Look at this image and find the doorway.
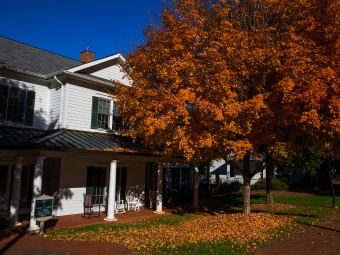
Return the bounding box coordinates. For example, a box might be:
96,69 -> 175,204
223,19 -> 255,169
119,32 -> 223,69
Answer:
86,166 -> 106,204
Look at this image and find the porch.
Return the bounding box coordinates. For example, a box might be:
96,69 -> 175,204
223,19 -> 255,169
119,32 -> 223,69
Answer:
0,126 -> 200,232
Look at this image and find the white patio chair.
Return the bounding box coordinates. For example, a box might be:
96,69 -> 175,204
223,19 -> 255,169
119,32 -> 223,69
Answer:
92,187 -> 103,217
115,200 -> 126,214
125,191 -> 139,211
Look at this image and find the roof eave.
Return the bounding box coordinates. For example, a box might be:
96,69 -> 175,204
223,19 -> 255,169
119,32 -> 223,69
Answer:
0,66 -> 46,79
62,71 -> 114,87
67,53 -> 125,73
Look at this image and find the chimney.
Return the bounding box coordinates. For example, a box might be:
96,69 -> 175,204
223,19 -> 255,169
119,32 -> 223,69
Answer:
80,47 -> 94,63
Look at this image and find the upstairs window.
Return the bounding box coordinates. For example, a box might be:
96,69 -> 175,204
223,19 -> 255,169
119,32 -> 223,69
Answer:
91,97 -> 110,130
91,96 -> 124,131
98,98 -> 110,129
112,103 -> 123,131
0,85 -> 35,126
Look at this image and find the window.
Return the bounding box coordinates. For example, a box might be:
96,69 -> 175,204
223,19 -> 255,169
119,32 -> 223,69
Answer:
98,98 -> 110,129
0,85 -> 35,126
112,103 -> 123,131
91,97 -> 110,130
91,96 -> 123,131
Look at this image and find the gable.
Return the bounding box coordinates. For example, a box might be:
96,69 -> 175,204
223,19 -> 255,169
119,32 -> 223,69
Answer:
67,53 -> 132,86
90,64 -> 129,85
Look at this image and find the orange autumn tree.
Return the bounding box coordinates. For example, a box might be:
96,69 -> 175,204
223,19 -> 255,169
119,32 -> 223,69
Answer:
113,0 -> 340,213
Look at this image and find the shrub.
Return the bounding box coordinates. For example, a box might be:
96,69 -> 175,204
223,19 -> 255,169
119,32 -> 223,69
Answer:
251,178 -> 289,191
252,179 -> 266,190
272,178 -> 290,190
166,189 -> 181,204
213,179 -> 243,194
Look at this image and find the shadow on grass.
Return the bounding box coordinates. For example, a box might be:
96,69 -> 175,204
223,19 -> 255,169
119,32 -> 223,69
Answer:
311,223 -> 340,233
295,219 -> 340,231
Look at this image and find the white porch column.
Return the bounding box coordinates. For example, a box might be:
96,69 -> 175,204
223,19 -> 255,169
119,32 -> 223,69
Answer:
154,162 -> 164,214
8,156 -> 24,226
193,166 -> 199,207
5,165 -> 12,210
105,160 -> 117,221
27,156 -> 45,234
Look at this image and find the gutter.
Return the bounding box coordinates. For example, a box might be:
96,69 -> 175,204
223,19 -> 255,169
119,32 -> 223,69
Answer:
54,76 -> 64,129
0,66 -> 114,87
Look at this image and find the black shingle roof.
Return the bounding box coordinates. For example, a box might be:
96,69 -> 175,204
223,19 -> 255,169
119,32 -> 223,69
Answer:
0,36 -> 82,76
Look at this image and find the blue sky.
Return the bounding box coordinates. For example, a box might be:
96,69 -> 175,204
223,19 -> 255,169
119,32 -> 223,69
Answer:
0,0 -> 165,61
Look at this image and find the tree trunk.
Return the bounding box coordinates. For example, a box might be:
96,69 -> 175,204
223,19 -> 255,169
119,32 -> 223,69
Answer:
242,152 -> 251,214
265,160 -> 273,204
243,177 -> 251,213
206,164 -> 210,192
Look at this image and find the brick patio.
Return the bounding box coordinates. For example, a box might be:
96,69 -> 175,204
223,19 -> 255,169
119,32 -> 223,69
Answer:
0,207 -> 172,255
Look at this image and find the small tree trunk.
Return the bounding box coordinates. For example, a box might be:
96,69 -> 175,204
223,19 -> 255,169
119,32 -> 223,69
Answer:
193,165 -> 199,207
243,177 -> 251,213
206,164 -> 210,192
242,152 -> 251,214
265,160 -> 273,204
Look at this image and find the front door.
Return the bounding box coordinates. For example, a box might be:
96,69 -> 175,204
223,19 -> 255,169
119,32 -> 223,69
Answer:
86,166 -> 106,204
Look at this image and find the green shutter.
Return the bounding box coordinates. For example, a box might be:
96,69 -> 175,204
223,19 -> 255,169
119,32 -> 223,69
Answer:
86,166 -> 95,195
112,116 -> 117,130
230,164 -> 235,177
91,96 -> 99,129
0,85 -> 8,121
24,91 -> 35,126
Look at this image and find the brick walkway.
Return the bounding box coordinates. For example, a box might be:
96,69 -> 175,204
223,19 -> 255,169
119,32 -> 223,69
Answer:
0,208 -> 170,255
252,212 -> 340,255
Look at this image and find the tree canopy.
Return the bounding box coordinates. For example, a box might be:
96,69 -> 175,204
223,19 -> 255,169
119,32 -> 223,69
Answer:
113,0 -> 340,213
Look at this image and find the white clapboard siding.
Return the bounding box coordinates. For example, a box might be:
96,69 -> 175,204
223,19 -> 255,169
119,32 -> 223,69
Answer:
0,76 -> 50,130
210,160 -> 265,185
91,64 -> 131,86
56,159 -> 88,216
55,187 -> 86,216
48,86 -> 61,129
64,83 -> 112,132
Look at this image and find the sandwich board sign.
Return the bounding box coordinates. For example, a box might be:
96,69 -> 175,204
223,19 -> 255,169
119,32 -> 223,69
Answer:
34,194 -> 53,221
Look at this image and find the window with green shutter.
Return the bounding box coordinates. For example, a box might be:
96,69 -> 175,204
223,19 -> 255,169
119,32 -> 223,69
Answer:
0,85 -> 35,126
91,96 -> 110,130
98,98 -> 110,129
112,102 -> 123,131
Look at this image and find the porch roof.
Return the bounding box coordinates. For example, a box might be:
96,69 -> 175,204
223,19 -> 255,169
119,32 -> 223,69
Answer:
210,163 -> 228,175
0,125 -> 161,155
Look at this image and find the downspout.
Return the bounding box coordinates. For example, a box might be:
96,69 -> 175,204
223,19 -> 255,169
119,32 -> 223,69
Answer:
54,76 -> 64,129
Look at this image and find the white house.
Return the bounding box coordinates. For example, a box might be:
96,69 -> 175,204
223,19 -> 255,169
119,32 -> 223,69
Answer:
0,36 -> 198,233
209,160 -> 265,185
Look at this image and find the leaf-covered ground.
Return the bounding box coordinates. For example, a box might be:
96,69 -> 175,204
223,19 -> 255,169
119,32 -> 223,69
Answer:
48,212 -> 296,254
251,203 -> 297,211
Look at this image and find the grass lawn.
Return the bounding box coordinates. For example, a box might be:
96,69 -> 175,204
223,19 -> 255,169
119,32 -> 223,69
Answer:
46,191 -> 340,255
